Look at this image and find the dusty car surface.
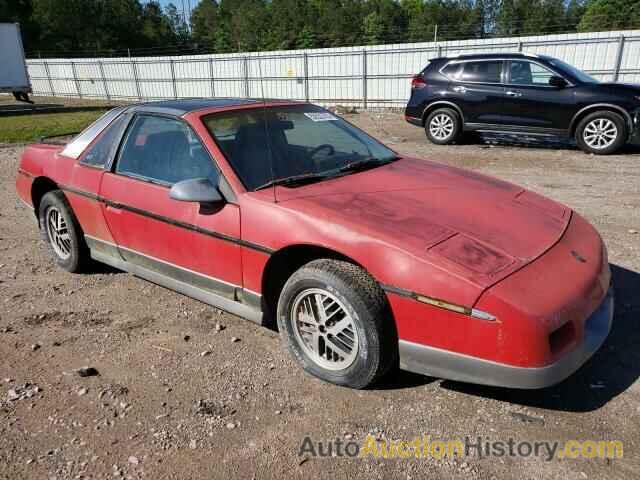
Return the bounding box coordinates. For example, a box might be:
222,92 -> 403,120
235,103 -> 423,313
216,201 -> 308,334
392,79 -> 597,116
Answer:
15,99 -> 613,389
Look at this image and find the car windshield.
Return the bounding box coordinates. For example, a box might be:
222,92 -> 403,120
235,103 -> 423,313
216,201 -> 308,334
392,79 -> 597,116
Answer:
546,58 -> 599,84
203,105 -> 398,191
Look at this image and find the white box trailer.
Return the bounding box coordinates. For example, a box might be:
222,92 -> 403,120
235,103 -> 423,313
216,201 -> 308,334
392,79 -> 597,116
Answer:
0,23 -> 32,99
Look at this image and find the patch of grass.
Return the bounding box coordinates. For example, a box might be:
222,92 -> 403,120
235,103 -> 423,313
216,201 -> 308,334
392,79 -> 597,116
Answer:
0,110 -> 106,143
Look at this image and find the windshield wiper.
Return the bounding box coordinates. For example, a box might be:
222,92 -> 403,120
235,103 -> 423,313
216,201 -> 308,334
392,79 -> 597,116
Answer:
336,156 -> 399,174
253,157 -> 400,191
254,172 -> 331,190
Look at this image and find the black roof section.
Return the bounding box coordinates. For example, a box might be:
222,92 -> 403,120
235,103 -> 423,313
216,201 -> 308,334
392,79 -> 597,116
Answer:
131,98 -> 301,116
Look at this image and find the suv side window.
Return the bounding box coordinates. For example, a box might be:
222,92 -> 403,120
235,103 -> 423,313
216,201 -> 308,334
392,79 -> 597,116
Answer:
441,63 -> 463,80
458,61 -> 502,83
509,61 -> 556,86
79,113 -> 129,168
115,115 -> 217,186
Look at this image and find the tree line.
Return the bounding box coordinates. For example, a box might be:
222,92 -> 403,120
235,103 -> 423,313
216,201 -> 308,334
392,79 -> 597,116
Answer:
1,0 -> 639,57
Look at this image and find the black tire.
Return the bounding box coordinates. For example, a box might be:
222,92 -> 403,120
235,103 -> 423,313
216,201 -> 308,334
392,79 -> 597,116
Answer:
575,110 -> 627,155
424,108 -> 461,145
38,190 -> 89,273
277,259 -> 397,389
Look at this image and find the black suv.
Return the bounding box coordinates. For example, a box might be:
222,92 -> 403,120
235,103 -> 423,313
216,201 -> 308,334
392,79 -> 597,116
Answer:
405,53 -> 640,154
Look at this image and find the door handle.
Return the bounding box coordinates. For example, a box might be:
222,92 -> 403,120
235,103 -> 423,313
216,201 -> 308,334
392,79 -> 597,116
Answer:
505,90 -> 522,97
105,201 -> 123,212
452,86 -> 467,93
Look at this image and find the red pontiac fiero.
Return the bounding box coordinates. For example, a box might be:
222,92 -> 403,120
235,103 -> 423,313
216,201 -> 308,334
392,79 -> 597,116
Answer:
16,99 -> 613,389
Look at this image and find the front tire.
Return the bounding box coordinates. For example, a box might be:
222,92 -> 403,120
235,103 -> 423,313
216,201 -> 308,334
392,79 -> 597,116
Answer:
575,111 -> 626,155
425,108 -> 461,145
277,259 -> 397,389
38,190 -> 89,273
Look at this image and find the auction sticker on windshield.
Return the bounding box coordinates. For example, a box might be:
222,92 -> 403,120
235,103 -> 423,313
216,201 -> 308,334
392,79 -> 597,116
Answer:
304,112 -> 338,121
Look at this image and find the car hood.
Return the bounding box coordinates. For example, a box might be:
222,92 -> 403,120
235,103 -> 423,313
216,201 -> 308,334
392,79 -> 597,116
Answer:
274,157 -> 571,286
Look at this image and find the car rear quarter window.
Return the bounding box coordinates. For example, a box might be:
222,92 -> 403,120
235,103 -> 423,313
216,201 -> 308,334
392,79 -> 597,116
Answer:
60,106 -> 127,159
79,113 -> 129,169
441,63 -> 463,80
458,61 -> 502,83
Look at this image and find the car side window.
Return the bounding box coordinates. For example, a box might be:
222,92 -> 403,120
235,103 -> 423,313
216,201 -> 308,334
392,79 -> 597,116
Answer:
509,61 -> 556,86
459,61 -> 502,83
115,115 -> 217,186
441,63 -> 463,80
79,113 -> 129,168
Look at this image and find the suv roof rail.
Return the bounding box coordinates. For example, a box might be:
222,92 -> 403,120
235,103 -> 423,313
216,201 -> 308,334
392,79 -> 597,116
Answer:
435,52 -> 543,61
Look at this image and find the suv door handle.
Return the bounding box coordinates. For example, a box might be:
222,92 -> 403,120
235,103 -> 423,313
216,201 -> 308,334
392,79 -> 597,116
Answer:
452,86 -> 467,93
505,90 -> 522,97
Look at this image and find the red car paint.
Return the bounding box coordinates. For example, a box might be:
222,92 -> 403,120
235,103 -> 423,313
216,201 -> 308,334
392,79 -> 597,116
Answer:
15,101 -> 611,380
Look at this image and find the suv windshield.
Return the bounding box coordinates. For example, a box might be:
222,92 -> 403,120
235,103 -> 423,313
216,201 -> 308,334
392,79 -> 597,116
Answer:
546,58 -> 599,84
203,105 -> 398,191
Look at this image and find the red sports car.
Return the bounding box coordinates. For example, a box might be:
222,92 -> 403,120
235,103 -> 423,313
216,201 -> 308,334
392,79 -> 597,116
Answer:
15,99 -> 613,389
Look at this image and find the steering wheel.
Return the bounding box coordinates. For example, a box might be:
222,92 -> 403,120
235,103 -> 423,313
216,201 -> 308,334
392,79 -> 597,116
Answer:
309,144 -> 335,158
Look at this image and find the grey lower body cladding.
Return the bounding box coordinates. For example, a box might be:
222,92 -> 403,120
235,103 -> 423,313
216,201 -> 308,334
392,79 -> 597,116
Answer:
84,235 -> 263,325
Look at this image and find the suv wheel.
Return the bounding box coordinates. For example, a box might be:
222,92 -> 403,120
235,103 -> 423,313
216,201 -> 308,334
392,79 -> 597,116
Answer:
425,108 -> 460,145
277,259 -> 397,389
576,111 -> 627,155
38,190 -> 89,272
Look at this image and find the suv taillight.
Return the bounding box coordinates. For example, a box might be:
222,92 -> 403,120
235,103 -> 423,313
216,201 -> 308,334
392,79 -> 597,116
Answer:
411,75 -> 427,89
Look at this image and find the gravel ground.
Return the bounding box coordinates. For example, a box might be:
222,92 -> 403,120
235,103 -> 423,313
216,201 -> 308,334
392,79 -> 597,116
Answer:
1,112 -> 639,480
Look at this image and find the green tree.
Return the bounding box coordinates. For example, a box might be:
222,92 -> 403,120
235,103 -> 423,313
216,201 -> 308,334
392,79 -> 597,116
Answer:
566,0 -> 587,30
215,0 -> 269,52
578,0 -> 640,31
363,11 -> 385,44
265,0 -> 315,50
310,0 -> 366,47
191,0 -> 219,48
296,25 -> 318,49
401,0 -> 425,41
140,1 -> 177,48
165,2 -> 191,44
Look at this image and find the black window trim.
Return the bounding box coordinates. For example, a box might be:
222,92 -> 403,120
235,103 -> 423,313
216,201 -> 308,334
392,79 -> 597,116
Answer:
110,112 -> 234,197
438,58 -> 507,86
505,59 -> 574,88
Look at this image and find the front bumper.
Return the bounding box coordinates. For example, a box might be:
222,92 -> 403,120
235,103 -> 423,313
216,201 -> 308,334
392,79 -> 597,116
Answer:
398,287 -> 614,389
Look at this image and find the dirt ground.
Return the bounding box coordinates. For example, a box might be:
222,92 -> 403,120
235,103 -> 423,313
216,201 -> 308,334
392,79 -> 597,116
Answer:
1,111 -> 639,480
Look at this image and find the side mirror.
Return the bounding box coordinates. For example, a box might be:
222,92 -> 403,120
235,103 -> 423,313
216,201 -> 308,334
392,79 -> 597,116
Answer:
169,177 -> 224,205
549,76 -> 568,88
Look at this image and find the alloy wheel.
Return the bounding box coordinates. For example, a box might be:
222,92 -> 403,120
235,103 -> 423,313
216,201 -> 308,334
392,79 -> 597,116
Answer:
429,113 -> 455,140
46,206 -> 71,260
583,118 -> 618,150
291,288 -> 359,370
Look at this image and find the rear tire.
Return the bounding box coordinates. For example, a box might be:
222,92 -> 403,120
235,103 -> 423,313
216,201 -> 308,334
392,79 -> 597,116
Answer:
575,111 -> 626,155
425,108 -> 461,145
38,190 -> 89,273
277,259 -> 397,389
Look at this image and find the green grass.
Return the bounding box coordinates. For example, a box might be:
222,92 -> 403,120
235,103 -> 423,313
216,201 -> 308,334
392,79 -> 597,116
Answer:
0,110 -> 106,143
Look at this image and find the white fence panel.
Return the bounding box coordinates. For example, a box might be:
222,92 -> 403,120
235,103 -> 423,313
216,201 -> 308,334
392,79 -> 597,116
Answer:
26,29 -> 640,107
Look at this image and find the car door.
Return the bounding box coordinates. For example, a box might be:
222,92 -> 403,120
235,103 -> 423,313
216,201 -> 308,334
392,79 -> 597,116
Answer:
500,60 -> 576,131
99,113 -> 244,301
443,59 -> 507,125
